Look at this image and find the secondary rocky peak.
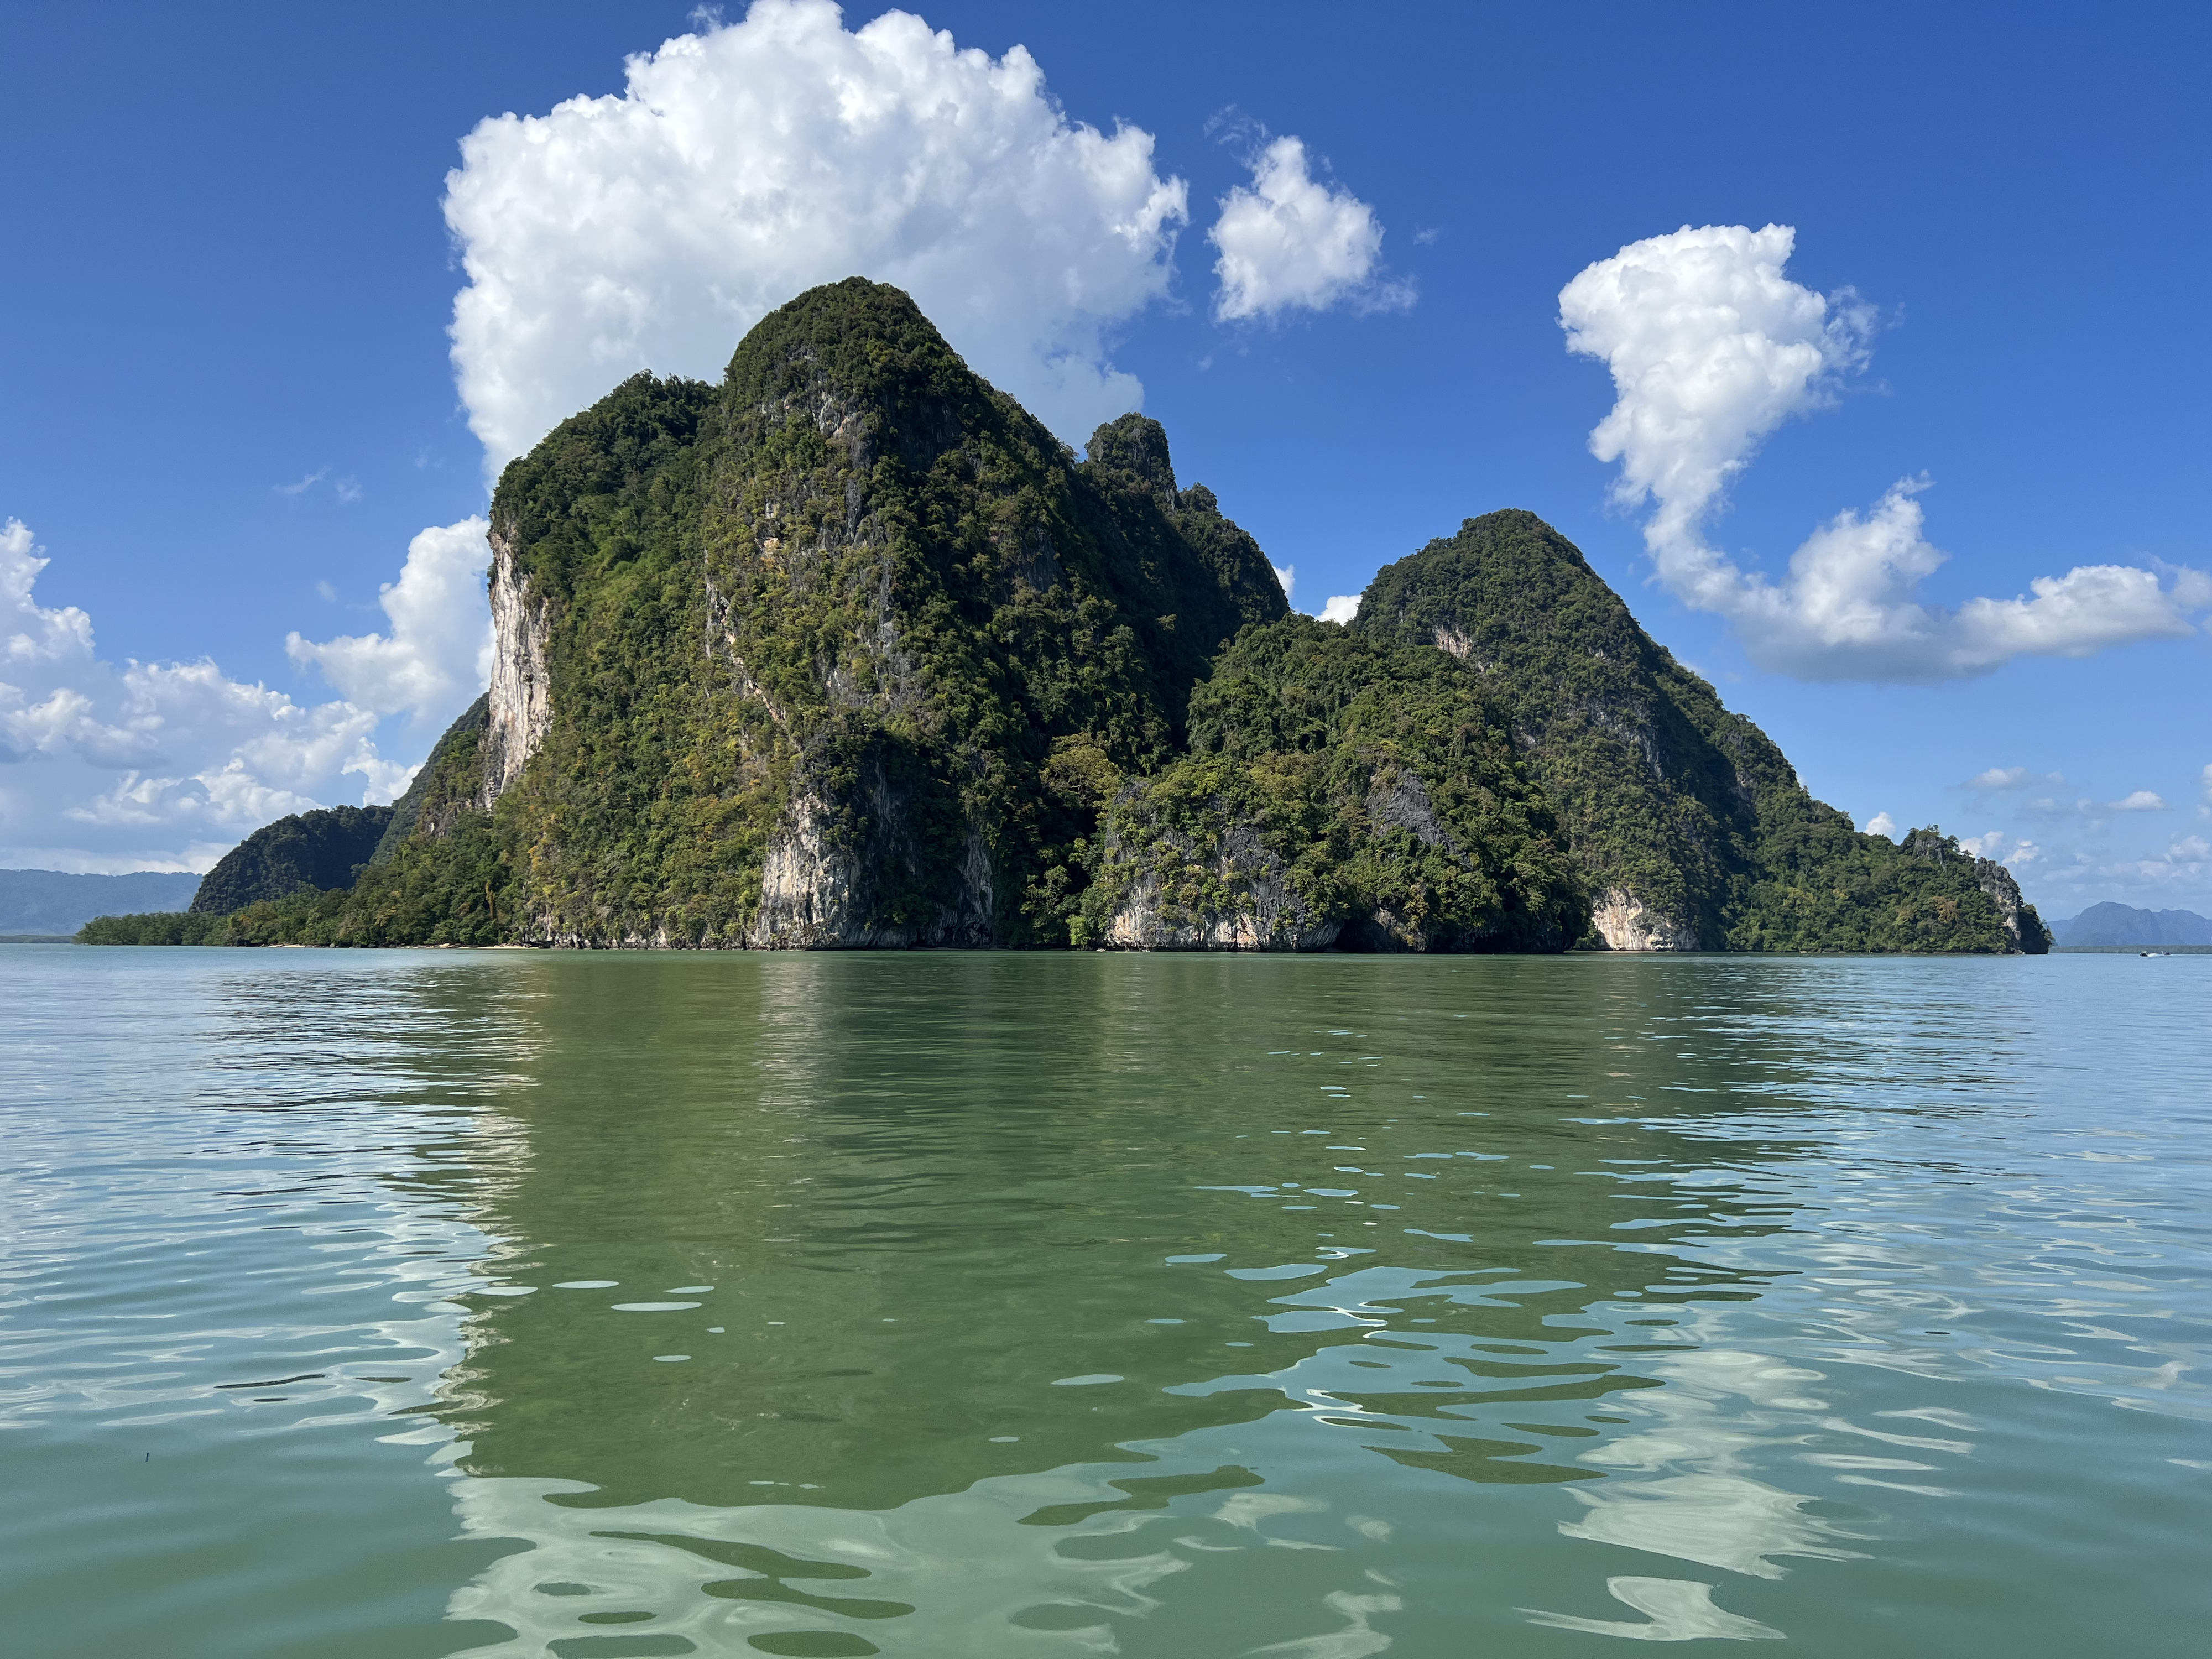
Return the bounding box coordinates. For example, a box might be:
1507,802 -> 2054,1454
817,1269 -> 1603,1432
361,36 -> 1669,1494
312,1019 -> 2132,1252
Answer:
1349,509 -> 2047,954
1084,413 -> 1180,497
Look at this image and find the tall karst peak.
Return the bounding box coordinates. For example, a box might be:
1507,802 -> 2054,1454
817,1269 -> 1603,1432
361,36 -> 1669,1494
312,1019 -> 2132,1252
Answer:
446,279 -> 1290,948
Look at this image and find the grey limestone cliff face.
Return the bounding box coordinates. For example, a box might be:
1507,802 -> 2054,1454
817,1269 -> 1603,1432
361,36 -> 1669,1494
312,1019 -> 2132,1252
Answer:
748,790 -> 998,950
1102,818 -> 1341,950
1971,855 -> 2048,953
1588,890 -> 1705,952
482,535 -> 553,808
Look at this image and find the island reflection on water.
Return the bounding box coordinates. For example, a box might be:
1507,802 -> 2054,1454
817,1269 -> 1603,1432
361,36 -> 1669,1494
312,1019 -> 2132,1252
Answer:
348,953 -> 1988,1653
8,946 -> 2204,1658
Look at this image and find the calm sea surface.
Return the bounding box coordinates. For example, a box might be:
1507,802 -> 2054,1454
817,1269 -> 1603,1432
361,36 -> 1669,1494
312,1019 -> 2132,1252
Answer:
2,946 -> 2206,1657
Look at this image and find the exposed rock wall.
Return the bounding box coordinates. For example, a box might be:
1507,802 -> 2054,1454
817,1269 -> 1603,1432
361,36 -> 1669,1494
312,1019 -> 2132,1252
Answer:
482,534 -> 553,807
1102,820 -> 1342,950
1973,856 -> 2051,953
1589,889 -> 1704,952
752,793 -> 888,947
745,791 -> 1000,948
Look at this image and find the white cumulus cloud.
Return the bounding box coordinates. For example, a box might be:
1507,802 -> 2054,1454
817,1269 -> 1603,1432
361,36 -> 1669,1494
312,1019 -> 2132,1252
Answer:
1271,562 -> 1361,624
2106,790 -> 2169,812
0,518 -> 424,873
287,519 -> 493,737
1559,223 -> 2211,681
1863,811 -> 1898,839
1209,135 -> 1405,322
444,0 -> 1190,471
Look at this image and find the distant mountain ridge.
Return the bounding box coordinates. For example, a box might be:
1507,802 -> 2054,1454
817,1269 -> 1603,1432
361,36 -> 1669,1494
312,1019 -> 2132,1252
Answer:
2054,902 -> 2212,947
0,869 -> 201,935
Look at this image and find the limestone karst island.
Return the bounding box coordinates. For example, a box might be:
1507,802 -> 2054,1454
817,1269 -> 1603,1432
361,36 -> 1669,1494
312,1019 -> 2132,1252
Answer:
91,280 -> 2048,956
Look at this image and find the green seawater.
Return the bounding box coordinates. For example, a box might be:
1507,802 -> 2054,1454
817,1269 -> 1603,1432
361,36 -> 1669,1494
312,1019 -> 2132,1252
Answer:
2,947 -> 2206,1656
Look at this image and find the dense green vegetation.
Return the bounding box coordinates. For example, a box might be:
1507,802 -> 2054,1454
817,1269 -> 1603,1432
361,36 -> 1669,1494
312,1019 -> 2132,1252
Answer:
227,812 -> 510,946
1354,511 -> 2048,953
372,695 -> 489,861
74,911 -> 231,945
205,284 -> 2043,956
189,804 -> 394,914
1085,618 -> 1584,949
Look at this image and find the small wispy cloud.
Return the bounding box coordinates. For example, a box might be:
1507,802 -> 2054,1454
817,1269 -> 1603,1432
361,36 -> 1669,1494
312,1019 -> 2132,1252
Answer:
274,468 -> 329,497
1959,829 -> 2038,865
335,477 -> 363,504
1965,765 -> 2063,792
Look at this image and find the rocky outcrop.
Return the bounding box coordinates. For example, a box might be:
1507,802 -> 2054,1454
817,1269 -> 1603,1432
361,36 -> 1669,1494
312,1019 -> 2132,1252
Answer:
1894,827 -> 2052,954
1356,513 -> 2048,955
748,788 -> 998,948
481,534 -> 552,807
1973,859 -> 2050,953
1101,818 -> 1341,951
1589,889 -> 1704,952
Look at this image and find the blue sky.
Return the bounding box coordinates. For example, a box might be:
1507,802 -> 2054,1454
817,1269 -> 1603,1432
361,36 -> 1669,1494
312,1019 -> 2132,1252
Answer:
1,0 -> 2205,914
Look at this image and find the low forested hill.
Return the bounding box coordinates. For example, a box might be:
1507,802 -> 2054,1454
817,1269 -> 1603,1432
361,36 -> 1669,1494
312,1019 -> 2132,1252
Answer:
189,806 -> 394,915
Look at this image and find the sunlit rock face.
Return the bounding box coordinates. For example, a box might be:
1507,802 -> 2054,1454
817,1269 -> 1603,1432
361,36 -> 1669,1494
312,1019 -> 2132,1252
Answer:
1100,823 -> 1343,952
481,536 -> 552,810
1590,889 -> 1704,953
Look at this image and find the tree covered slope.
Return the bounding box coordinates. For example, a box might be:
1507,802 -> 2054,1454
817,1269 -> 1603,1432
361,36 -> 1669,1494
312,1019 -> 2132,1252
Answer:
1352,510 -> 2049,953
187,805 -> 394,915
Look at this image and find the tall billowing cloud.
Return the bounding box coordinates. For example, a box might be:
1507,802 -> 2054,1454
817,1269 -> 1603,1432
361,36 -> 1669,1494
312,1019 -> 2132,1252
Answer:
286,519 -> 493,738
1209,135 -> 1406,322
0,520 -> 417,872
444,0 -> 1189,469
1560,223 -> 2210,681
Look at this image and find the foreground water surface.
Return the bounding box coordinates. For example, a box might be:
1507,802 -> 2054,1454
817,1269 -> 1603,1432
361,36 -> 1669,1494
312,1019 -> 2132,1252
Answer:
2,947 -> 2206,1656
